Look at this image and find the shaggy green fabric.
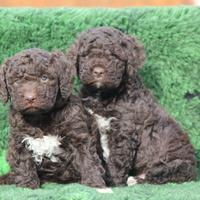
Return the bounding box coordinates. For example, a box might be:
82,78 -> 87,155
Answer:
0,7 -> 199,200
1,182 -> 200,200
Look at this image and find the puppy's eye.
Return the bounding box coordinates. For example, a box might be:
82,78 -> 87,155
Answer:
41,75 -> 48,82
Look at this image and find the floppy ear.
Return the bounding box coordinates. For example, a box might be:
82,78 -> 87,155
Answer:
52,51 -> 76,100
122,35 -> 145,76
66,40 -> 80,77
0,62 -> 9,103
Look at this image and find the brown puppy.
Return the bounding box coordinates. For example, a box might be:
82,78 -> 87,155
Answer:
0,48 -> 106,189
66,27 -> 197,186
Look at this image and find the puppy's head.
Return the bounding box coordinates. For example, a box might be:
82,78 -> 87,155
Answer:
67,27 -> 145,91
0,48 -> 75,114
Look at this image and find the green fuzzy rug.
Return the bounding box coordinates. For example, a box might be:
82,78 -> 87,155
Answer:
0,7 -> 200,200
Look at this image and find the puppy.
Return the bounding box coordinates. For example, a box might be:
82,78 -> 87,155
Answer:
66,27 -> 197,186
0,48 -> 106,189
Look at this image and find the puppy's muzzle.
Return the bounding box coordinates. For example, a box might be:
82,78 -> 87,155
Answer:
92,66 -> 105,80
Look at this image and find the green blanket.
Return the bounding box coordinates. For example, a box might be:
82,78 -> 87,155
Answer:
0,7 -> 199,200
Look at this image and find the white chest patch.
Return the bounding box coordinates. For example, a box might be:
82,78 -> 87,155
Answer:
86,108 -> 116,162
22,135 -> 64,165
99,133 -> 110,162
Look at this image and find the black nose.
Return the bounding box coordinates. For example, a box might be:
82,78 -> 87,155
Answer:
93,67 -> 105,78
25,94 -> 36,103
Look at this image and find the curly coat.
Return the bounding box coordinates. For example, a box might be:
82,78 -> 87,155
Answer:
66,27 -> 197,186
0,48 -> 106,189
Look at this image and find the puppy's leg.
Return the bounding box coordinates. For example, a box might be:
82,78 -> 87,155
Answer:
0,173 -> 14,185
106,142 -> 136,187
7,146 -> 40,189
106,128 -> 137,187
141,159 -> 196,184
60,104 -> 107,188
60,132 -> 106,188
106,162 -> 128,186
78,150 -> 106,188
128,159 -> 196,185
134,138 -> 196,184
14,159 -> 40,189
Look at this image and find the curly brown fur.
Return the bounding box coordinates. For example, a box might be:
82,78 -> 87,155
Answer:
66,27 -> 197,186
0,48 -> 105,189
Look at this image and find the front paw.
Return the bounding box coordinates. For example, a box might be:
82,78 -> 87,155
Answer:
127,176 -> 138,186
17,179 -> 40,189
81,179 -> 106,188
145,166 -> 169,183
111,177 -> 127,187
127,174 -> 146,185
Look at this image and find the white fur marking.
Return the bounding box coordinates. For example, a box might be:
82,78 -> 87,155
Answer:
138,173 -> 146,180
22,135 -> 63,165
96,188 -> 113,193
94,114 -> 116,134
86,108 -> 116,162
94,114 -> 116,161
127,176 -> 138,186
127,173 -> 146,186
100,133 -> 110,162
95,82 -> 102,88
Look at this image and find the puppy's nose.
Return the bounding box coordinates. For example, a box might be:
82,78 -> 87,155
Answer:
93,67 -> 105,78
25,94 -> 36,103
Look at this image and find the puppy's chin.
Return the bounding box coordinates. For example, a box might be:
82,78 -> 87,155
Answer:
20,107 -> 51,115
95,82 -> 103,89
93,82 -> 119,91
84,81 -> 104,90
89,82 -> 107,91
84,80 -> 120,93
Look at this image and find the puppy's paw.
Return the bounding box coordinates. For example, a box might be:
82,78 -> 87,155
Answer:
96,188 -> 113,193
127,176 -> 138,186
17,182 -> 40,189
138,173 -> 146,180
16,177 -> 41,189
127,173 -> 146,185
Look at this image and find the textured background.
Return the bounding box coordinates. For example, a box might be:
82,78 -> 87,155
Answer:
0,7 -> 199,200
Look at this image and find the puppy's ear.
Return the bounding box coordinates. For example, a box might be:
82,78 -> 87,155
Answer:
121,35 -> 145,76
0,62 -> 9,103
51,51 -> 75,100
66,40 -> 80,77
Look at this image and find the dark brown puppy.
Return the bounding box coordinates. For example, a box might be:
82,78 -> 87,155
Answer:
66,27 -> 197,186
0,48 -> 106,189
